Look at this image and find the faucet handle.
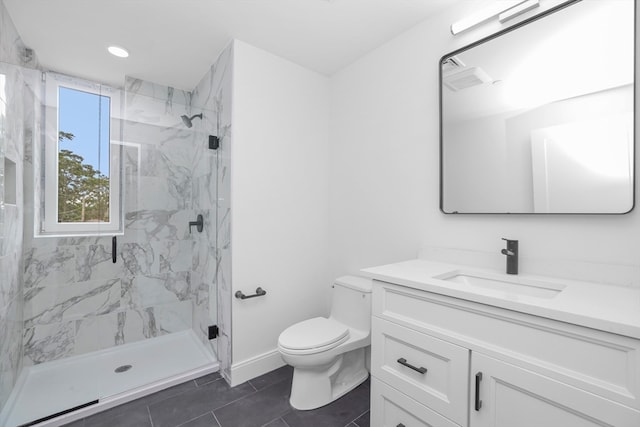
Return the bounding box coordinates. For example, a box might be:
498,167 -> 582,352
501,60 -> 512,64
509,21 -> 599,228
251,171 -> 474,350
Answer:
501,238 -> 518,252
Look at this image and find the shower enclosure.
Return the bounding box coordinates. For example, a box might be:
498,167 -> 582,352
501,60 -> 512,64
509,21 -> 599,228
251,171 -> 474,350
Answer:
0,42 -> 232,426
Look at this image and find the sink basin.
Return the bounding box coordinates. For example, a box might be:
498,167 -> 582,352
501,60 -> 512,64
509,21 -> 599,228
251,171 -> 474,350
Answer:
434,270 -> 565,299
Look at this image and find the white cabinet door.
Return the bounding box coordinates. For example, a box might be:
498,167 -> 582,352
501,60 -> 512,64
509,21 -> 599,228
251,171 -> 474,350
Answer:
470,352 -> 640,427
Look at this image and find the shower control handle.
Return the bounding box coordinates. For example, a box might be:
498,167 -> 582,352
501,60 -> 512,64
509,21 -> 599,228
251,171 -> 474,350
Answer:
189,214 -> 204,233
235,287 -> 267,300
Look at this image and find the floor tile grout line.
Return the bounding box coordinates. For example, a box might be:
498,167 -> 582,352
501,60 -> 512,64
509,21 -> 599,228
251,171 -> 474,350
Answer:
174,412 -> 203,427
174,410 -> 215,427
212,410 -> 223,427
211,376 -> 291,415
210,388 -> 258,415
280,417 -> 291,427
211,378 -> 295,425
259,409 -> 293,427
351,408 -> 369,426
195,374 -> 222,388
147,405 -> 154,427
144,380 -> 214,412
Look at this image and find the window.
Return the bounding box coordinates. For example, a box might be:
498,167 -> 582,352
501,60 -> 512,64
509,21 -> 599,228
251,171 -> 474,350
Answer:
39,72 -> 122,236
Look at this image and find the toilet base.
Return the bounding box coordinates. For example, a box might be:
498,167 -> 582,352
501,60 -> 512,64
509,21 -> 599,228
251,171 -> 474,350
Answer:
289,347 -> 369,410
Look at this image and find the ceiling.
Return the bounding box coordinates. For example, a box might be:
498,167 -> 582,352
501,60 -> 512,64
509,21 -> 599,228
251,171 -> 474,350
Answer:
4,0 -> 457,90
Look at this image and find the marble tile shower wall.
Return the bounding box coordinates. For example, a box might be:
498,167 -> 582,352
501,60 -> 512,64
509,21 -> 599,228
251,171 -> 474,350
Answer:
21,78 -> 217,366
0,0 -> 36,413
192,43 -> 233,378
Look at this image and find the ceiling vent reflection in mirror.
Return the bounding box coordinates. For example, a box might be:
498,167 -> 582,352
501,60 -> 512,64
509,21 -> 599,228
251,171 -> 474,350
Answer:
443,59 -> 493,92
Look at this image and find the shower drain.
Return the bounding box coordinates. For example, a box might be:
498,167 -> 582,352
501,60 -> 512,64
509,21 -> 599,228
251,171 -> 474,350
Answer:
114,364 -> 133,373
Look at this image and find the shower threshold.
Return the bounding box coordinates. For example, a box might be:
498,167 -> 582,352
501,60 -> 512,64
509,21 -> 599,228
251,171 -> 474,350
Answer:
1,330 -> 218,427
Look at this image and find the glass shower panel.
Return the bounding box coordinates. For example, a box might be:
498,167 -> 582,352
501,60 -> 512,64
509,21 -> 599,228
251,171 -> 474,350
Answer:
0,68 -> 218,427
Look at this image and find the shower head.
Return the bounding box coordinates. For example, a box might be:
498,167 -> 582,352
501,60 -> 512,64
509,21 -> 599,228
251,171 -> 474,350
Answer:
181,113 -> 203,128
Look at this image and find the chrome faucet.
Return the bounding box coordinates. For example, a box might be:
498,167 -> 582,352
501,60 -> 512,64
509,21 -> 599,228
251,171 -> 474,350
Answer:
501,238 -> 518,275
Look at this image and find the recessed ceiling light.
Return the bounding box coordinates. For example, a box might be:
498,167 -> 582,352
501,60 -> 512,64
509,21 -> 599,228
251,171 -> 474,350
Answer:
108,46 -> 129,58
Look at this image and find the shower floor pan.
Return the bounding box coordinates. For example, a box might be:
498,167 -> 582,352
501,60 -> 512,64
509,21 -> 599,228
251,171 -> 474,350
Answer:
1,330 -> 218,427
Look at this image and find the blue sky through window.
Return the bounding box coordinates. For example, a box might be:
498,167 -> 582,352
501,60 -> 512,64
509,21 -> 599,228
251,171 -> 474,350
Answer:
58,86 -> 110,177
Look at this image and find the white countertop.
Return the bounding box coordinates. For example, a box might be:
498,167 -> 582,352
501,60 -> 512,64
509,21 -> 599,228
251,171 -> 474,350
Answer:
361,259 -> 640,340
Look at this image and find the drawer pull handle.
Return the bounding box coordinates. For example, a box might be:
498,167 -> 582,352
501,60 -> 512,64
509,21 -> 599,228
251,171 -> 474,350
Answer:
397,358 -> 427,374
475,371 -> 483,411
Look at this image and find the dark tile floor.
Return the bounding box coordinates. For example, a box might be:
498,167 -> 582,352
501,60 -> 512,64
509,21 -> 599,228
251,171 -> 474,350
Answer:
62,366 -> 370,427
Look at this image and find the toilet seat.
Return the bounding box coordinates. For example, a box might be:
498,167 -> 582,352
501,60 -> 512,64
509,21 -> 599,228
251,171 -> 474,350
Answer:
278,317 -> 349,355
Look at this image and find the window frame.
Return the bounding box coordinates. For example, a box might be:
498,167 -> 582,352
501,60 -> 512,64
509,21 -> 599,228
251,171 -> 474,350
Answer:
40,72 -> 123,236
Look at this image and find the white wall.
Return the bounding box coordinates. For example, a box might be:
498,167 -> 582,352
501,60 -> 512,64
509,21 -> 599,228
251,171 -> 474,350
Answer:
329,1 -> 640,287
230,40 -> 331,384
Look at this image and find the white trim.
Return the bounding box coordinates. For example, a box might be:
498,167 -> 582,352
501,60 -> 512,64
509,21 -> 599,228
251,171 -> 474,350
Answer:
229,349 -> 286,387
39,72 -> 123,236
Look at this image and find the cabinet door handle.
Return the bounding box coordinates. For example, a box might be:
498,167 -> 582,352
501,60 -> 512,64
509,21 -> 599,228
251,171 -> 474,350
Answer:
397,358 -> 427,374
475,372 -> 483,411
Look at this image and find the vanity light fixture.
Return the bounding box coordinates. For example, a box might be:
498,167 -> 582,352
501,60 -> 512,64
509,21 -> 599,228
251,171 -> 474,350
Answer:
107,45 -> 129,58
499,0 -> 540,22
451,0 -> 540,35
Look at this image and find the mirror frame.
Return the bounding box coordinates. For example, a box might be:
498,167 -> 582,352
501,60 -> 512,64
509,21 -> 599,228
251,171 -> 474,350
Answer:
439,0 -> 636,215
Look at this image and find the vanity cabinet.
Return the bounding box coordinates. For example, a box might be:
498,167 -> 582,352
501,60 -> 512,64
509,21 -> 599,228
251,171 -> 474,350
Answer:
370,280 -> 640,427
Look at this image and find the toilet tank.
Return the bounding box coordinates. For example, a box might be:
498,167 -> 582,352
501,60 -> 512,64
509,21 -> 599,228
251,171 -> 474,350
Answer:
329,275 -> 372,332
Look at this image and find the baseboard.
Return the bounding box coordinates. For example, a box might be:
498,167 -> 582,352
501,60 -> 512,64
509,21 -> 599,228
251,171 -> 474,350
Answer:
230,348 -> 285,387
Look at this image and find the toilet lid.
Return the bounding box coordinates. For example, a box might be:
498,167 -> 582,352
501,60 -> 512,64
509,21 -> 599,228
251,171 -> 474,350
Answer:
278,317 -> 349,351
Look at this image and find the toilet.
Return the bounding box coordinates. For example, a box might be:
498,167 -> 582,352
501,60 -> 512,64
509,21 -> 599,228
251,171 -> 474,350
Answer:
278,275 -> 372,410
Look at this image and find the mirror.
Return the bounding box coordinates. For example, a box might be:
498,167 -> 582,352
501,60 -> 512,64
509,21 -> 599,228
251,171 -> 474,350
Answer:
440,0 -> 635,214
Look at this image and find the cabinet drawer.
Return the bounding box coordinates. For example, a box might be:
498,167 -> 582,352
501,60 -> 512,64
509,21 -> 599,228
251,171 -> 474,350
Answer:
371,377 -> 461,427
373,280 -> 640,410
372,317 -> 469,426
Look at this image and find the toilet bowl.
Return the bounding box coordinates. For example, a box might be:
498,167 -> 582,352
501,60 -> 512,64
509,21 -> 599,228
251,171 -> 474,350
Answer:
278,275 -> 372,410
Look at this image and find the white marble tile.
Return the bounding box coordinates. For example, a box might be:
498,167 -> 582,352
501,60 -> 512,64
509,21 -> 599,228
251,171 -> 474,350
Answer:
121,272 -> 191,309
138,176 -> 191,210
24,278 -> 121,328
23,240 -> 76,289
120,242 -> 155,276
154,300 -> 192,334
0,252 -> 19,307
23,321 -> 75,365
123,209 -> 192,243
76,244 -> 124,282
0,299 -> 22,410
150,239 -> 194,274
74,313 -> 115,355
